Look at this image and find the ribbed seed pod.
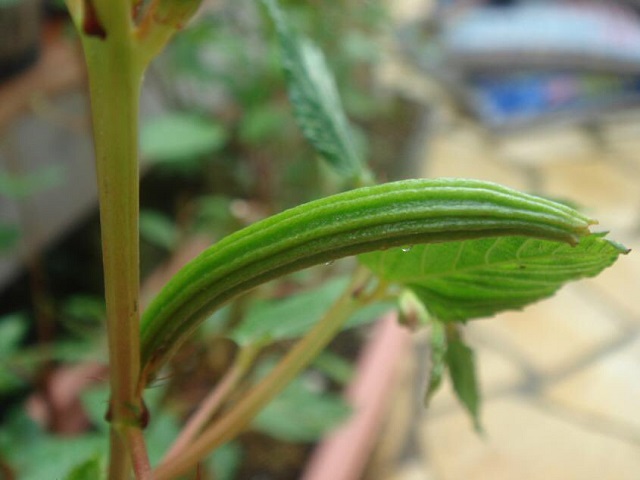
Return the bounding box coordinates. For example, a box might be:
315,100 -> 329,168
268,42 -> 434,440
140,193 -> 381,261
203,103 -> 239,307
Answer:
139,178 -> 595,383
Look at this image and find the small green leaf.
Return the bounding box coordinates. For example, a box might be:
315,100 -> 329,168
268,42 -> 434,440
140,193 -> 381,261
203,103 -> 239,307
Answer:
0,222 -> 20,252
62,295 -> 105,320
206,442 -> 243,480
264,0 -> 367,180
0,312 -> 29,393
446,330 -> 482,431
140,113 -> 227,165
312,351 -> 354,385
140,178 -> 602,382
140,209 -> 179,251
0,312 -> 28,355
425,319 -> 447,404
231,276 -> 390,346
0,409 -> 104,480
64,455 -> 104,480
253,369 -> 351,442
360,234 -> 627,322
0,165 -> 64,199
193,196 -> 232,226
239,105 -> 289,145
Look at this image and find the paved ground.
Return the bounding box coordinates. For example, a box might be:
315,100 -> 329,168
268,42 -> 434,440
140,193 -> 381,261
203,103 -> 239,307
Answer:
370,2 -> 640,479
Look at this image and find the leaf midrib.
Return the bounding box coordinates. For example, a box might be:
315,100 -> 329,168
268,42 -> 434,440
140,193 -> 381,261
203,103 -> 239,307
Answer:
372,237 -> 613,284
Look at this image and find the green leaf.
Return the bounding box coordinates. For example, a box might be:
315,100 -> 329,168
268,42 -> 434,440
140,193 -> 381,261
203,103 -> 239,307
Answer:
64,455 -> 104,480
0,407 -> 104,480
62,295 -> 105,322
264,0 -> 367,180
206,442 -> 243,480
425,319 -> 447,404
0,222 -> 20,252
140,209 -> 179,251
446,331 -> 482,431
0,312 -> 28,355
0,165 -> 64,199
193,196 -> 233,233
253,370 -> 352,442
230,276 -> 390,346
312,351 -> 354,385
238,105 -> 290,145
360,234 -> 627,322
139,178 -> 600,382
140,112 -> 227,165
0,312 -> 29,393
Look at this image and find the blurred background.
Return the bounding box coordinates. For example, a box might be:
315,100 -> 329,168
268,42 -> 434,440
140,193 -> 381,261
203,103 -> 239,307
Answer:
0,0 -> 639,479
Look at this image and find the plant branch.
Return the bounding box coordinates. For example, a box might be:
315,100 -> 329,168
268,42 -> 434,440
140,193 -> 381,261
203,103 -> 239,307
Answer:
161,342 -> 263,464
78,3 -> 145,477
153,267 -> 375,480
127,427 -> 153,480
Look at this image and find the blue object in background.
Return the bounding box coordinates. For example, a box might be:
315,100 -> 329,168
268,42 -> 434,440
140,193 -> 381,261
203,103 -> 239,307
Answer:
469,72 -> 640,128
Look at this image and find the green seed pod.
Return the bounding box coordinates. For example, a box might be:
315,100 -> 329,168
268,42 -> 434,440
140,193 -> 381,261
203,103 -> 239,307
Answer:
139,178 -> 595,384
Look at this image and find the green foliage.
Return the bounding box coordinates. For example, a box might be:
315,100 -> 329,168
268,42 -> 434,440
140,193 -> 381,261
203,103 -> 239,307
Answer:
140,209 -> 180,252
445,330 -> 482,431
362,233 -> 626,428
0,306 -> 104,397
231,276 -> 391,346
192,196 -> 235,235
253,367 -> 351,442
0,408 -> 104,480
61,295 -> 105,322
360,234 -> 626,322
64,455 -> 105,480
264,0 -> 369,181
0,312 -> 28,393
20,0 -> 627,477
0,165 -> 64,199
140,112 -> 228,170
140,178 -> 597,381
312,351 -> 354,385
425,319 -> 446,404
0,222 -> 19,252
238,104 -> 291,146
207,442 -> 243,480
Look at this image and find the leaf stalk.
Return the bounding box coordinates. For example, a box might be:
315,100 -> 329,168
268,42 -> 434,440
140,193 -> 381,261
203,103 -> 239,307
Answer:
153,267 -> 375,479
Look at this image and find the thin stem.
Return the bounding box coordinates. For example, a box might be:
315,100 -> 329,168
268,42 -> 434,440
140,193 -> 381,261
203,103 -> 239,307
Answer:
79,2 -> 145,476
154,267 -> 375,480
162,342 -> 263,463
127,428 -> 153,480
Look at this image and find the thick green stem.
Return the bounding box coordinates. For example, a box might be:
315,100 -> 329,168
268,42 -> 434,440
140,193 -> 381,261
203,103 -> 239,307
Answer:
154,268 -> 374,480
81,13 -> 145,480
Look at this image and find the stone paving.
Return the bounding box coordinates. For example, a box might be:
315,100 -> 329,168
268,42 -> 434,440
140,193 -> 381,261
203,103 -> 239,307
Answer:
370,2 -> 640,478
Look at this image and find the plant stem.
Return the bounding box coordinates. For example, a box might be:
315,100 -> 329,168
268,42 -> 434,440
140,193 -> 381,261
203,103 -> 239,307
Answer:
154,267 -> 375,480
79,4 -> 145,477
127,428 -> 153,480
161,342 -> 263,463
